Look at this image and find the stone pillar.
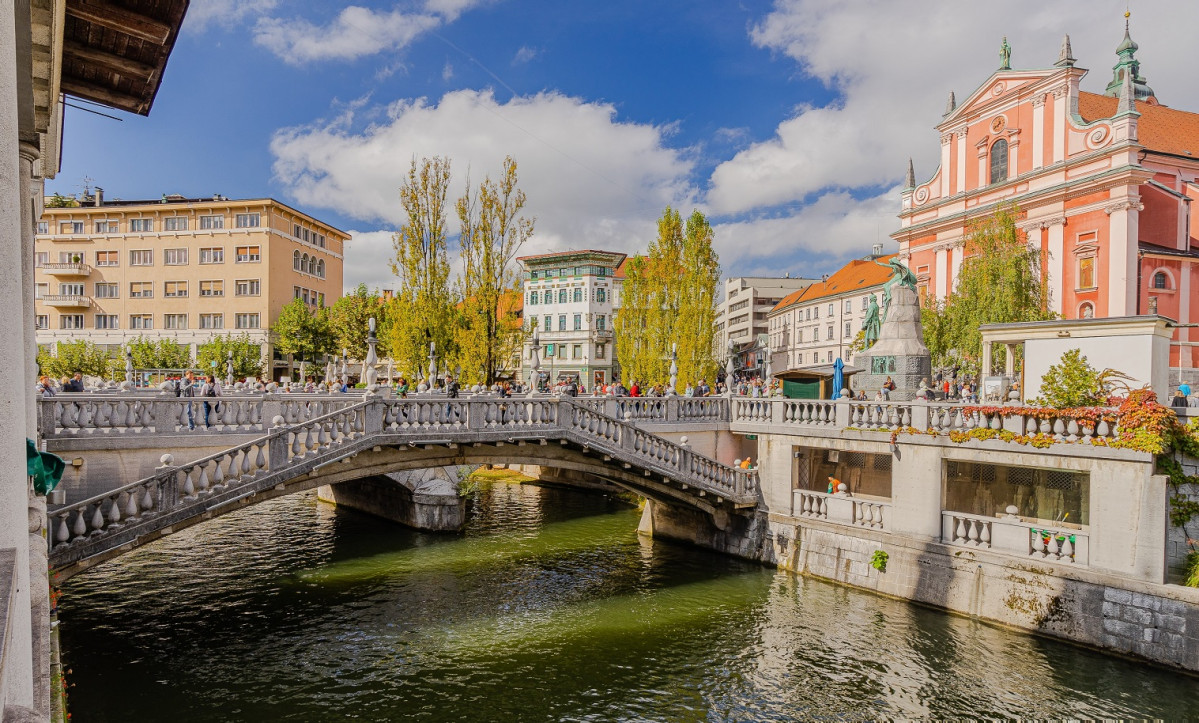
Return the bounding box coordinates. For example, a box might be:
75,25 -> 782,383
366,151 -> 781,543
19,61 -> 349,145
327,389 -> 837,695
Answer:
0,4 -> 35,710
954,128 -> 967,195
1052,87 -> 1067,164
1106,199 -> 1143,317
934,247 -> 948,301
18,141 -> 35,434
1031,96 -> 1045,169
939,132 -> 951,197
1004,344 -> 1015,376
1045,219 -> 1065,315
981,342 -> 993,379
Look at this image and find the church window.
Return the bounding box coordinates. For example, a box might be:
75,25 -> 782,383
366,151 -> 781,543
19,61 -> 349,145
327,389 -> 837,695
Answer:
1152,271 -> 1169,290
989,139 -> 1009,185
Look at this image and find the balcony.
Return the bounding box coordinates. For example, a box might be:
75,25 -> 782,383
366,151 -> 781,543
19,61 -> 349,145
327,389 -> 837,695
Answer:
41,294 -> 92,308
41,262 -> 91,277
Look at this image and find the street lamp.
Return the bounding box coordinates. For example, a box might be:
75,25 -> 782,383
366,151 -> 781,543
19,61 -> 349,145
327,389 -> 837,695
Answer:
528,329 -> 541,397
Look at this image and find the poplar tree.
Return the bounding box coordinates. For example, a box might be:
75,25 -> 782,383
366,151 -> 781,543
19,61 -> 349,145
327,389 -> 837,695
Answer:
676,210 -> 720,385
455,156 -> 535,385
921,203 -> 1052,372
389,156 -> 457,379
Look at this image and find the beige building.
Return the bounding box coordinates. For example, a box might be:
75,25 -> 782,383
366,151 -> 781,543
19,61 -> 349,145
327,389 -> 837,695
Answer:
717,275 -> 814,377
34,193 -> 347,377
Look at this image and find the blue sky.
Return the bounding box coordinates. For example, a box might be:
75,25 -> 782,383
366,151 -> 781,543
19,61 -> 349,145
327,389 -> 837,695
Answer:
49,1 -> 1199,292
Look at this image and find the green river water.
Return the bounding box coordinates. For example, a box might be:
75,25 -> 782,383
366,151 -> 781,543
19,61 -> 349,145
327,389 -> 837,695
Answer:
58,478 -> 1197,721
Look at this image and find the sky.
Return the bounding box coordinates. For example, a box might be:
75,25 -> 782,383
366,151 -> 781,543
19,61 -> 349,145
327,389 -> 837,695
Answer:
48,0 -> 1199,294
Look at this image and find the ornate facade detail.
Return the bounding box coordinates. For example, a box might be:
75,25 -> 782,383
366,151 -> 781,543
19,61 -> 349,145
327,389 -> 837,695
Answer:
940,132 -> 952,146
1104,200 -> 1144,215
1051,86 -> 1068,99
1030,95 -> 1046,108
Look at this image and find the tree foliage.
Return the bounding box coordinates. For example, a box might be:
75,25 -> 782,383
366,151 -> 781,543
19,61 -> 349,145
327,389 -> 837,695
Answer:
272,298 -> 333,364
37,340 -> 112,380
389,156 -> 457,380
197,334 -> 265,380
329,283 -> 389,360
127,336 -> 191,370
455,156 -> 534,384
920,203 -> 1053,372
614,207 -> 720,386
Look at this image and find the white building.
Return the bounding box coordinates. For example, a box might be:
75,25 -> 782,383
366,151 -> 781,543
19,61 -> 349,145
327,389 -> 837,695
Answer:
519,250 -> 625,388
717,275 -> 815,377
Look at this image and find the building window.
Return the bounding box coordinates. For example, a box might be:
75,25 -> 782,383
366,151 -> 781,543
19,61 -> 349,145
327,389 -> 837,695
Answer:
596,315 -> 606,331
95,314 -> 118,330
235,213 -> 260,228
528,291 -> 538,306
573,314 -> 582,331
34,283 -> 47,299
828,303 -> 834,316
797,353 -> 803,365
199,313 -> 223,329
236,245 -> 260,262
596,343 -> 605,359
1079,302 -> 1095,319
813,307 -> 819,319
36,222 -> 47,235
59,283 -> 84,296
129,282 -> 153,298
572,344 -> 582,359
59,222 -> 84,234
235,313 -> 260,329
558,315 -> 566,331
573,288 -> 583,303
199,215 -> 224,230
163,314 -> 187,330
845,322 -> 852,337
316,259 -> 325,279
94,220 -> 117,233
845,300 -> 852,314
164,281 -> 188,298
235,279 -> 261,296
989,139 -> 1009,185
1078,256 -> 1095,290
94,282 -> 118,298
34,252 -> 47,267
95,250 -> 118,266
164,217 -> 189,231
596,288 -> 606,303
826,326 -> 833,341
130,249 -> 153,266
797,329 -> 803,344
862,297 -> 869,311
129,218 -> 154,233
828,351 -> 834,363
543,290 -> 552,304
558,289 -> 567,303
1152,271 -> 1170,290
199,247 -> 224,264
199,280 -> 224,297
130,314 -> 153,330
60,314 -> 84,330
164,248 -> 188,265
543,315 -> 551,330
35,315 -> 47,330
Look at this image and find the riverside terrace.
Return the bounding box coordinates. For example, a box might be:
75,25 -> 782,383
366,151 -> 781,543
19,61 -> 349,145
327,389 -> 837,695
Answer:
37,391 -> 1199,672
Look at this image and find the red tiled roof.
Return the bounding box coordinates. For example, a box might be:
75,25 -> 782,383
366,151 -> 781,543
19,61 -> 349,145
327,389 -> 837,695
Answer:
771,254 -> 896,313
1077,92 -> 1199,158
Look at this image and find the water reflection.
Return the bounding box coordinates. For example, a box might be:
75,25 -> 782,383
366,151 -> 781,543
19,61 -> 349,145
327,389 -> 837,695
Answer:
58,479 -> 1195,721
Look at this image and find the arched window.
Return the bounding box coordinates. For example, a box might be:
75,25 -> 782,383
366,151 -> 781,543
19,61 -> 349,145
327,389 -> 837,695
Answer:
317,259 -> 325,278
293,250 -> 301,270
1079,302 -> 1095,319
989,138 -> 1008,185
1153,271 -> 1169,289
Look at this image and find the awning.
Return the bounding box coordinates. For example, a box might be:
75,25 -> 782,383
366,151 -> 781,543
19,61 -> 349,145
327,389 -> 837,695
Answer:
775,363 -> 865,380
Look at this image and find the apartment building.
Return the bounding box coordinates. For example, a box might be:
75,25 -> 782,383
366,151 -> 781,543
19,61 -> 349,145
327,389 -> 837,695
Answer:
767,250 -> 894,397
518,250 -> 625,389
35,192 -> 347,377
717,275 -> 814,377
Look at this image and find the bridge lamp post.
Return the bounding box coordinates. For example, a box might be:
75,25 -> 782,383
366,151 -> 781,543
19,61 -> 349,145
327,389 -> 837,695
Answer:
340,349 -> 348,390
363,317 -> 379,398
668,342 -> 678,396
226,350 -> 234,388
124,346 -> 133,387
528,329 -> 541,397
427,340 -> 437,393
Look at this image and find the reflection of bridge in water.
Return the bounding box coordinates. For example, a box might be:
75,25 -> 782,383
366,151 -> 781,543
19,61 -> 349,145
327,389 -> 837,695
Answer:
45,395 -> 757,579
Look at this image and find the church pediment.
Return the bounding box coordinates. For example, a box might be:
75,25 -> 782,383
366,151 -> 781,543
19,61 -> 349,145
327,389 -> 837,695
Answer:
939,69 -> 1063,129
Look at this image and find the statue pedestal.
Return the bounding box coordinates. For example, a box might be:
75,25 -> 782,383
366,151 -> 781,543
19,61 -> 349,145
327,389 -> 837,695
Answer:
854,286 -> 931,401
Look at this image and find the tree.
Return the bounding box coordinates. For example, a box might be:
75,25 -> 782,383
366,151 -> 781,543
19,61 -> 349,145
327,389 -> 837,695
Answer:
127,336 -> 191,370
455,156 -> 535,385
389,156 -> 458,379
197,334 -> 265,380
45,192 -> 78,208
329,283 -> 387,360
920,203 -> 1053,373
37,340 -> 111,380
614,207 -> 720,387
272,298 -> 333,368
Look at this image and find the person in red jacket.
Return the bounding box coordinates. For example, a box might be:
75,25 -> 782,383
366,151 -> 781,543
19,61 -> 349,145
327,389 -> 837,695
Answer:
629,381 -> 640,397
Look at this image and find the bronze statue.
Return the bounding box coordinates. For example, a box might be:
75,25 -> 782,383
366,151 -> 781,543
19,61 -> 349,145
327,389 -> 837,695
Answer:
862,295 -> 881,349
873,257 -> 918,323
999,36 -> 1011,70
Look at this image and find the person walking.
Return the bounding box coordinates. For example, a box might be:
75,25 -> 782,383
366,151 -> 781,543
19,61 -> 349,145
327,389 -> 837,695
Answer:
181,370 -> 197,430
201,375 -> 218,428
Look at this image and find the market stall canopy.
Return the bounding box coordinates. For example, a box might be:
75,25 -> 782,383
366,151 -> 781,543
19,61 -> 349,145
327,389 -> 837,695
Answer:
61,0 -> 190,116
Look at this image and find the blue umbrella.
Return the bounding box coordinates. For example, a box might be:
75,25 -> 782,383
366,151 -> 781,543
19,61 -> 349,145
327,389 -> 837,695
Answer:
832,357 -> 845,400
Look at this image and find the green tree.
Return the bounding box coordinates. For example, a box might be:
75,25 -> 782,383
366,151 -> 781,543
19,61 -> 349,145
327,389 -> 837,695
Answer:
920,203 -> 1052,373
197,334 -> 265,380
329,283 -> 386,360
127,336 -> 191,369
37,340 -> 111,380
455,156 -> 535,385
676,210 -> 720,385
389,156 -> 458,379
45,192 -> 78,208
272,298 -> 333,367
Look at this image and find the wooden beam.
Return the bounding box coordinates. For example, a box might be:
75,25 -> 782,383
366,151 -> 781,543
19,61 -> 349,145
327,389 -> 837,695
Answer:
60,76 -> 141,114
66,0 -> 171,45
64,39 -> 156,80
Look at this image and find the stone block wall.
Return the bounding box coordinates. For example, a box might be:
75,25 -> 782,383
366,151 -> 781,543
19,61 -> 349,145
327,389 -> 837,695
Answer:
1166,478 -> 1199,583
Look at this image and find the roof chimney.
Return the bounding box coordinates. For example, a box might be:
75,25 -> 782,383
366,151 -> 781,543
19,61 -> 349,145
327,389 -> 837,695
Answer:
873,243 -> 884,257
93,187 -> 103,207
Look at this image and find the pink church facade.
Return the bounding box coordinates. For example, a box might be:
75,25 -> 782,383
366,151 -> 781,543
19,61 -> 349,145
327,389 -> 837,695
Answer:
892,28 -> 1199,372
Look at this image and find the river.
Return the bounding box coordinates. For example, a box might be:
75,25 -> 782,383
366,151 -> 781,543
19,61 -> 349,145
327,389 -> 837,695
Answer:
58,476 -> 1196,721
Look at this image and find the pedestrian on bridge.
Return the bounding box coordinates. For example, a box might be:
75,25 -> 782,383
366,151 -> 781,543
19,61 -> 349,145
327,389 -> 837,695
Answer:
182,370 -> 197,430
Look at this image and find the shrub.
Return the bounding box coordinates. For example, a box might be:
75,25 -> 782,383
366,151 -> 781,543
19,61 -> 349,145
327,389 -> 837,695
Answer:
1185,551 -> 1199,588
1033,349 -> 1106,408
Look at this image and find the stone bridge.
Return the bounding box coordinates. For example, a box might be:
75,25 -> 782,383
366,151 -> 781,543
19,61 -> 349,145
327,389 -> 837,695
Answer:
44,395 -> 757,579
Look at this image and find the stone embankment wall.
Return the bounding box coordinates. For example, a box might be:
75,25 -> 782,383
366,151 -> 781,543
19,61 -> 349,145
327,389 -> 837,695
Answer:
316,465 -> 471,532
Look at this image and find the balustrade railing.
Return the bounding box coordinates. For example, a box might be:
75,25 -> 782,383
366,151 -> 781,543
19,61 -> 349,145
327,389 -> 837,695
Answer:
941,511 -> 1088,565
791,489 -> 891,531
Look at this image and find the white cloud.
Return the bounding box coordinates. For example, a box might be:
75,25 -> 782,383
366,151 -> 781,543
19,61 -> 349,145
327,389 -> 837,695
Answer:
271,89 -> 697,288
707,0 -> 1199,216
512,46 -> 538,65
253,6 -> 441,64
185,0 -> 278,30
424,0 -> 490,22
442,61 -> 454,81
341,230 -> 400,294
